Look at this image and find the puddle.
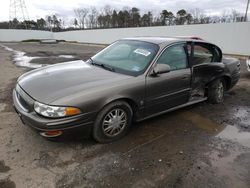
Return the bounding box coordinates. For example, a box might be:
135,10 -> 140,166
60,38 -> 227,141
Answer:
207,125 -> 250,188
180,110 -> 250,186
217,125 -> 250,148
208,148 -> 248,188
180,111 -> 224,133
233,107 -> 249,129
0,44 -> 45,68
13,51 -> 43,69
180,110 -> 250,148
0,44 -> 76,69
0,103 -> 6,112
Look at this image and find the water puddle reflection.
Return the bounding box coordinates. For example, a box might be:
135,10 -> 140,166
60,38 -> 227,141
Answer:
0,44 -> 76,69
180,110 -> 250,149
180,111 -> 224,133
217,125 -> 250,148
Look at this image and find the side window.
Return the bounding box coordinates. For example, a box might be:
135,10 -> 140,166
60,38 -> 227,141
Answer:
193,44 -> 213,65
157,44 -> 188,71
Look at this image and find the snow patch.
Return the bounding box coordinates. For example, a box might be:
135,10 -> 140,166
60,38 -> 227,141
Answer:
58,55 -> 75,58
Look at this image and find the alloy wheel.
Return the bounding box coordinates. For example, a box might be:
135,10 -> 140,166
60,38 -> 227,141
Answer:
102,108 -> 127,137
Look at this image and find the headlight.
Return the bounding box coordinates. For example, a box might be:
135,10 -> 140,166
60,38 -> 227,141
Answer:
34,101 -> 81,118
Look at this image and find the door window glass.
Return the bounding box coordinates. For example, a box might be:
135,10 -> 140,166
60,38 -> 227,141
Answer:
157,44 -> 187,70
193,44 -> 213,65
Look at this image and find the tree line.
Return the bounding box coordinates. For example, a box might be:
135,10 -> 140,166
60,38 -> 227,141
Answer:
0,5 -> 246,31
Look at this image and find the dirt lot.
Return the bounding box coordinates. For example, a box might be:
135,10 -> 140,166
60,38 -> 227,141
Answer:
0,42 -> 250,188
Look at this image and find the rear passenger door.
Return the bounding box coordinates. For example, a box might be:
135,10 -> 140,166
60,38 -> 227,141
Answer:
190,42 -> 224,91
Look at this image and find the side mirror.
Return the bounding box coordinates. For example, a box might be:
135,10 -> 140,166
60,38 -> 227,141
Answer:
152,64 -> 171,75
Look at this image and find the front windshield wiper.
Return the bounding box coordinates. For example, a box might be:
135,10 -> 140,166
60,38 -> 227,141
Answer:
89,59 -> 115,72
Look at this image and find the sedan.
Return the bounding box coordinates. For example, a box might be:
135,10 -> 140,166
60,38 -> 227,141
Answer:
13,37 -> 240,143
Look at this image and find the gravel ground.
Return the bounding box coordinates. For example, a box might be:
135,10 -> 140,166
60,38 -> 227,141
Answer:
0,42 -> 249,188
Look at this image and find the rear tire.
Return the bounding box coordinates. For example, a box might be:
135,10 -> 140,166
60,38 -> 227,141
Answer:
208,78 -> 225,104
93,101 -> 133,143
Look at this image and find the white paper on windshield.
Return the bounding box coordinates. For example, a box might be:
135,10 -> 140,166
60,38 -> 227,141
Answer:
133,49 -> 151,56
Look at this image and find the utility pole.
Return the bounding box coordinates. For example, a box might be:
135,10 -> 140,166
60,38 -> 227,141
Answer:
9,0 -> 30,29
245,0 -> 250,21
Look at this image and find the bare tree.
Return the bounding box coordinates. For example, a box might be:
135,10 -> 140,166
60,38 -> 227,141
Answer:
210,15 -> 221,23
74,8 -> 89,29
88,6 -> 98,28
104,5 -> 113,16
73,18 -> 78,28
189,8 -> 205,24
221,9 -> 232,23
231,9 -> 241,22
57,14 -> 68,29
104,5 -> 113,27
52,14 -> 63,31
46,15 -> 53,31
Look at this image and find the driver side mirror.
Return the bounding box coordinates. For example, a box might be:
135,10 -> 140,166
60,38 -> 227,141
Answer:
151,64 -> 171,76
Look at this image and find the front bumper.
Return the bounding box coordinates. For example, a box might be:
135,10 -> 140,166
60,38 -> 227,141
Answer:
13,86 -> 95,137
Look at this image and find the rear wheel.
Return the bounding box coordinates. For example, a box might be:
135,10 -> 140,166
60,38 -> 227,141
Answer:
208,79 -> 225,104
93,101 -> 133,143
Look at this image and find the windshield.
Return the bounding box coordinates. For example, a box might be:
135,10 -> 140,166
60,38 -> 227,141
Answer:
91,40 -> 159,76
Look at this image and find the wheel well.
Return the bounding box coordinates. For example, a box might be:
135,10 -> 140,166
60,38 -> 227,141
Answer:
206,76 -> 231,90
116,98 -> 138,116
101,98 -> 139,119
205,76 -> 231,96
222,76 -> 231,91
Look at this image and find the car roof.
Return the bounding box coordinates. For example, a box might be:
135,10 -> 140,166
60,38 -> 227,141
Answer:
122,36 -> 205,45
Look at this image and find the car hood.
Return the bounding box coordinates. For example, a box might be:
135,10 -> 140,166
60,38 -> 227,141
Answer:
18,60 -> 131,104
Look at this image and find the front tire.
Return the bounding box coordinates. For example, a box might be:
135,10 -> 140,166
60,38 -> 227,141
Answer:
93,101 -> 133,143
208,79 -> 225,104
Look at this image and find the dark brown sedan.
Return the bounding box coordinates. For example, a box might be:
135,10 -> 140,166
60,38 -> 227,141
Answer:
13,37 -> 240,143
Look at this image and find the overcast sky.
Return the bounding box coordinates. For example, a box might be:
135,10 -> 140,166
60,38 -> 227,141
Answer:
1,0 -> 249,22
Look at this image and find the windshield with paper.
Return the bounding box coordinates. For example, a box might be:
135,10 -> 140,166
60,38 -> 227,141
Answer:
91,40 -> 159,76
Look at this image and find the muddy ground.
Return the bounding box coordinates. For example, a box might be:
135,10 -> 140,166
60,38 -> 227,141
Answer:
0,42 -> 249,188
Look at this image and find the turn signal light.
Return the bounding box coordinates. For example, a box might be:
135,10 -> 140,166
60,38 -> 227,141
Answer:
65,107 -> 81,116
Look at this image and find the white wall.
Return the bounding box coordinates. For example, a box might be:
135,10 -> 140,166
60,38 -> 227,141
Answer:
0,29 -> 53,42
54,22 -> 250,56
0,22 -> 250,56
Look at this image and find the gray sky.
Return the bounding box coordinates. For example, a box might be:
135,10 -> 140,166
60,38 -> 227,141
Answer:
1,0 -> 249,22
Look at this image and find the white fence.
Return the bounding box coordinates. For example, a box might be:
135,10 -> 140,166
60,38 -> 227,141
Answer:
0,22 -> 250,56
0,29 -> 53,42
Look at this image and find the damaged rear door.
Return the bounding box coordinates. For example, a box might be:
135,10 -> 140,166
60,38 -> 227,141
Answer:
189,42 -> 224,95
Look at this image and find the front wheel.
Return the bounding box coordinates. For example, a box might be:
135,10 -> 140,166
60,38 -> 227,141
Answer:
208,79 -> 225,104
93,101 -> 133,143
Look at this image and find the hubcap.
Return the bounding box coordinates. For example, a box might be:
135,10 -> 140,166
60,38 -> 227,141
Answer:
102,109 -> 127,137
216,82 -> 224,100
